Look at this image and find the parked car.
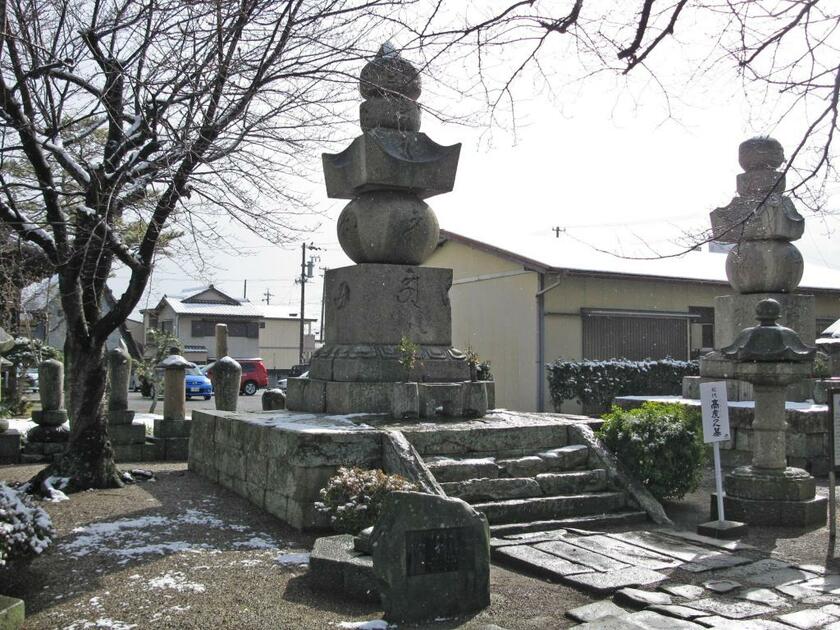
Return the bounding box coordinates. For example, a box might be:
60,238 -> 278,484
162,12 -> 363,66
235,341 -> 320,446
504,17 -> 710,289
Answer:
205,357 -> 268,396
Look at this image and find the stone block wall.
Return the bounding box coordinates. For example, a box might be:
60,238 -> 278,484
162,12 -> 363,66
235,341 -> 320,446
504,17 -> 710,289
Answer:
615,397 -> 831,475
189,411 -> 383,530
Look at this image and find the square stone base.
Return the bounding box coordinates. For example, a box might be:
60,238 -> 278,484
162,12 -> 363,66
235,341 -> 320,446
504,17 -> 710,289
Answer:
715,293 -> 815,348
711,492 -> 827,527
108,409 -> 136,426
697,519 -> 748,539
0,429 -> 21,464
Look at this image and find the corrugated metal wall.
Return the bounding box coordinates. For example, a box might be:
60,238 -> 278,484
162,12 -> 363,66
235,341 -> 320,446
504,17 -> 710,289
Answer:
582,314 -> 688,360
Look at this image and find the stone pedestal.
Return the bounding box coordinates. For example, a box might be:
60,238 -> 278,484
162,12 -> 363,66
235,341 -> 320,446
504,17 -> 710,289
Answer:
213,356 -> 241,412
715,293 -> 815,348
0,428 -> 21,464
24,359 -> 68,462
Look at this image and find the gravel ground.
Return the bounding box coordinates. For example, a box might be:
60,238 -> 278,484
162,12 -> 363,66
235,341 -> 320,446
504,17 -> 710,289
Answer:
0,462 -> 593,630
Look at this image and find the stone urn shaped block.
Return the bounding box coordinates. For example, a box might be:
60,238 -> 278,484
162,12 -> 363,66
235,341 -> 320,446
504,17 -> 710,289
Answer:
702,299 -> 826,526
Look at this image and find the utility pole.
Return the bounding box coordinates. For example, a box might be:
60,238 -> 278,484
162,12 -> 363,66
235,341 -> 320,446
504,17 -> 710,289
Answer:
262,288 -> 274,305
319,266 -> 328,342
296,243 -> 321,365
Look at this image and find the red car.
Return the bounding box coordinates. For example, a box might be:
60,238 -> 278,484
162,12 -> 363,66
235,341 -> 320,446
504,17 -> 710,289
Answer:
205,358 -> 268,396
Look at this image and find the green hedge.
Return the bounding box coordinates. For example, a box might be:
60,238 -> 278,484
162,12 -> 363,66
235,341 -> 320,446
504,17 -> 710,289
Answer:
546,358 -> 698,413
598,402 -> 705,501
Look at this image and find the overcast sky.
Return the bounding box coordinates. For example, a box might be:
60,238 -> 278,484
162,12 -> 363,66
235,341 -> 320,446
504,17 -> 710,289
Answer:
112,15 -> 840,325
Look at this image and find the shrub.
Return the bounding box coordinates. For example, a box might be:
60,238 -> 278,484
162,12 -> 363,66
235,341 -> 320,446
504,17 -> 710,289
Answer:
597,402 -> 705,501
546,358 -> 698,413
0,483 -> 54,566
316,467 -> 418,534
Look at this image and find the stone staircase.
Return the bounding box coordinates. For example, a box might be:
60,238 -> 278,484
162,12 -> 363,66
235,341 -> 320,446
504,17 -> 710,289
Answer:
398,416 -> 649,536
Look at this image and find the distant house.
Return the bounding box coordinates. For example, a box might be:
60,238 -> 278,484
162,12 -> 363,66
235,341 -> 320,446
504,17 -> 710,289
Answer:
22,277 -> 143,359
142,285 -> 316,368
426,229 -> 840,413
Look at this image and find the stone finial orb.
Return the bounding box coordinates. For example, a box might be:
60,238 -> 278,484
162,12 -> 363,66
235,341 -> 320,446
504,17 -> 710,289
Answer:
739,136 -> 784,172
360,42 -> 421,100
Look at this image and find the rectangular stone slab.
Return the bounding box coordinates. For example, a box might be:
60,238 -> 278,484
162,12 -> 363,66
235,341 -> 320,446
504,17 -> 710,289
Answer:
607,531 -> 727,563
493,544 -> 593,579
563,567 -> 668,595
717,559 -> 817,587
567,600 -> 629,623
562,534 -> 682,571
535,539 -> 631,573
682,597 -> 775,619
324,264 -> 453,346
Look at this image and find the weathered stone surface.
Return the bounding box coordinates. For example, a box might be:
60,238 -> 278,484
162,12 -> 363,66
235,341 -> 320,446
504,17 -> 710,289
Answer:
615,587 -> 672,608
662,584 -> 706,600
391,382 -> 419,419
309,534 -> 379,603
535,539 -> 630,573
684,598 -> 775,619
536,470 -> 607,495
567,600 -> 629,623
715,293 -> 815,348
381,429 -> 444,496
443,477 -> 541,502
323,264 -> 453,346
30,409 -> 67,427
608,531 -> 721,563
796,575 -> 840,595
726,240 -> 803,293
360,96 -> 421,132
323,129 -> 460,201
107,409 -> 136,426
563,567 -> 668,595
647,604 -> 706,620
0,430 -> 21,464
262,388 -> 286,411
776,608 -> 838,629
154,419 -> 191,439
718,559 -> 816,587
108,423 -> 146,444
737,588 -> 791,608
473,492 -> 626,525
371,491 -> 490,624
286,377 -> 326,413
563,534 -> 680,571
626,610 -> 705,629
426,456 -> 499,483
325,380 -> 392,413
107,346 -> 131,411
213,356 -> 241,412
462,381 -> 489,418
714,492 -> 827,527
38,359 -> 63,410
725,466 -> 815,501
494,543 -> 591,579
703,580 -> 741,594
571,615 -> 645,629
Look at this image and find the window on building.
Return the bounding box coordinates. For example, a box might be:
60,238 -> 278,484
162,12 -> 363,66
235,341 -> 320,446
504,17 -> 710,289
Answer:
160,320 -> 173,334
817,318 -> 837,337
581,309 -> 692,361
688,306 -> 715,350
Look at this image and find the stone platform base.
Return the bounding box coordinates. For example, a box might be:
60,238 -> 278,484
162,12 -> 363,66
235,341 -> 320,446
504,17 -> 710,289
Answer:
286,378 -> 494,418
0,594 -> 24,629
711,492 -> 827,527
309,534 -> 378,602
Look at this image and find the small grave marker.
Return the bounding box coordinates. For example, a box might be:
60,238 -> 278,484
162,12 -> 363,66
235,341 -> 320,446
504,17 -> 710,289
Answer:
371,491 -> 490,624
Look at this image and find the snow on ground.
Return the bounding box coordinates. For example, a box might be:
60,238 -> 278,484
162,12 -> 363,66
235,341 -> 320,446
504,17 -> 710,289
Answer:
242,412 -> 378,432
147,572 -> 206,593
7,413 -> 161,436
65,619 -> 137,630
60,505 -> 287,564
336,621 -> 390,629
275,551 -> 310,566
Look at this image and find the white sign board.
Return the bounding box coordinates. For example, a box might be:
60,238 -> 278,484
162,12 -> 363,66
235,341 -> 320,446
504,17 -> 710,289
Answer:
700,381 -> 731,443
833,393 -> 840,469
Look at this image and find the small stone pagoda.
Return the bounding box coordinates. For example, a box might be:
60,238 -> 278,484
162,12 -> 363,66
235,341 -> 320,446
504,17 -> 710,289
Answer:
286,44 -> 490,419
701,137 -> 826,527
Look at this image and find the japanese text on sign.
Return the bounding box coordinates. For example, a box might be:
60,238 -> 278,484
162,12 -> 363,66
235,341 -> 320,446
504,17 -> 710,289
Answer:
700,381 -> 731,443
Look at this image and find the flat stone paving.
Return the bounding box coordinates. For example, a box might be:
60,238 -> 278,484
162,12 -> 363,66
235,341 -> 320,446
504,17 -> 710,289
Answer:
493,526 -> 840,628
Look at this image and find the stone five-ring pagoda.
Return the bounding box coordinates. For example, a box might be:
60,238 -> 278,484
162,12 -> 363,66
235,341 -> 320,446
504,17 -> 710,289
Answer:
284,43 -> 491,419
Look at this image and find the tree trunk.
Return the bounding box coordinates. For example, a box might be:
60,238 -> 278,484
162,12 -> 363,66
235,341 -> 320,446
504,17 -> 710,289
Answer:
29,335 -> 122,492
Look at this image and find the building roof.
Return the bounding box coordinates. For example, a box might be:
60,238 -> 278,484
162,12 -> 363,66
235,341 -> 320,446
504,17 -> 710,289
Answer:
257,304 -> 317,321
440,228 -> 840,293
149,285 -> 264,318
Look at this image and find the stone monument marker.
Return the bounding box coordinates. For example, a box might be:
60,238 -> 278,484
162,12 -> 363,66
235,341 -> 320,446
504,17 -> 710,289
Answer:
702,137 -> 826,526
151,348 -> 192,460
212,323 -> 241,412
285,43 -> 490,418
371,490 -> 490,624
106,345 -> 146,461
26,359 -> 69,459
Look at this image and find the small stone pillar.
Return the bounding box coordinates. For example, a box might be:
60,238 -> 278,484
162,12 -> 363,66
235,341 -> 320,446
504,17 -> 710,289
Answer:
262,388 -> 286,411
151,349 -> 193,461
25,359 -> 69,460
212,324 -> 241,412
106,346 -> 145,462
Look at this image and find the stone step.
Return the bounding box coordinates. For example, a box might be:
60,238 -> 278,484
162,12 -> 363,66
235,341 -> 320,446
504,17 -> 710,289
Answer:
498,445 -> 589,477
442,477 -> 542,502
400,413 -> 570,457
425,456 -> 500,483
488,510 -> 649,537
441,469 -> 610,502
472,491 -> 627,525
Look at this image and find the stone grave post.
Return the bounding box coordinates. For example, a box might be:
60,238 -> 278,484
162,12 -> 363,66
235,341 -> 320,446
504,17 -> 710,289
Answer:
212,324 -> 241,412
701,137 -> 826,526
25,358 -> 69,460
106,345 -> 146,462
371,491 -> 490,624
152,349 -> 192,460
0,326 -> 19,462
